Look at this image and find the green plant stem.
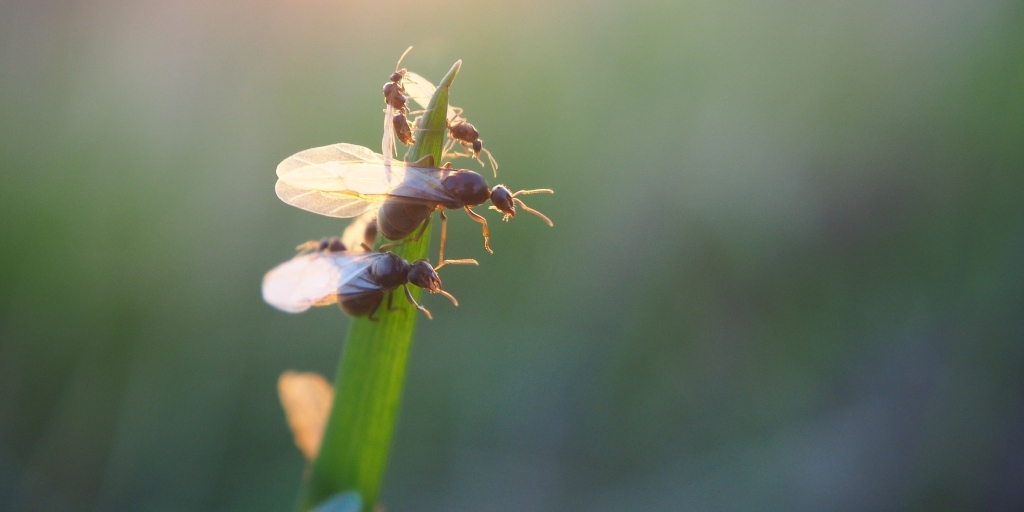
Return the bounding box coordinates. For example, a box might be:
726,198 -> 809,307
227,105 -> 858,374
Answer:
294,60 -> 462,512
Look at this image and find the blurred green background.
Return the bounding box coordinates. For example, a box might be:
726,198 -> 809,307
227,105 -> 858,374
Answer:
2,0 -> 1023,510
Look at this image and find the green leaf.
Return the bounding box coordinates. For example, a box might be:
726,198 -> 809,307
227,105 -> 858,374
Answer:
294,60 -> 462,512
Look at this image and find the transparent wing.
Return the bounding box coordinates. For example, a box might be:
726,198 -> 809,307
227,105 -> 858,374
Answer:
404,71 -> 460,121
275,143 -> 459,218
262,251 -> 378,313
381,106 -> 398,183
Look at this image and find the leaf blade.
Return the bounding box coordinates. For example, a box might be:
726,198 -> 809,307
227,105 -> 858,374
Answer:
294,59 -> 461,512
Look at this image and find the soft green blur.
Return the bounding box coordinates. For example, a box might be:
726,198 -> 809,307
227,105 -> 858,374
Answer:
1,0 -> 1022,511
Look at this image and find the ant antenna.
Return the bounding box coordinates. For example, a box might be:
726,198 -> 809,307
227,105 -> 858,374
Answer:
436,258 -> 479,270
479,146 -> 498,177
513,189 -> 554,226
395,46 -> 413,71
435,288 -> 459,307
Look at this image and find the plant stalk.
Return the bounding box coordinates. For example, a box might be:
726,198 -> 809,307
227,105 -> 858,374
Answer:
294,60 -> 461,512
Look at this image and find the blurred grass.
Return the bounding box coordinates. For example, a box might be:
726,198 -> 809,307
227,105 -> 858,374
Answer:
1,1 -> 1023,511
296,61 -> 460,512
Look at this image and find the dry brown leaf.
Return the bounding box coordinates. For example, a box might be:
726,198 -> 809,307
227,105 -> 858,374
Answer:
278,371 -> 334,462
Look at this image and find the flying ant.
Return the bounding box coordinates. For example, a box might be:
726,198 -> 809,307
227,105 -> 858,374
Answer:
382,46 -> 415,175
444,117 -> 498,176
402,71 -> 499,176
262,240 -> 459,320
274,143 -> 553,262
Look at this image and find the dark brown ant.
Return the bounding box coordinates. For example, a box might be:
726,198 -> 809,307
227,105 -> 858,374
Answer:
382,47 -> 415,161
400,72 -> 499,175
377,156 -> 552,263
276,144 -> 553,265
335,251 -> 454,320
444,116 -> 498,176
382,46 -> 411,115
262,241 -> 459,320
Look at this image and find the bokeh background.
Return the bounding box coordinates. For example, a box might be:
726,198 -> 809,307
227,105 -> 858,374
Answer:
2,0 -> 1023,510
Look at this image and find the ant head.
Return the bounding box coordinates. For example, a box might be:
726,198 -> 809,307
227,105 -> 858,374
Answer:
488,188 -> 555,226
472,140 -> 483,154
408,260 -> 442,292
390,69 -> 406,83
490,185 -> 515,220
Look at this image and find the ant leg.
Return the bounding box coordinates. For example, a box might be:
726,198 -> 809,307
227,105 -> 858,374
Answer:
379,241 -> 403,251
295,240 -> 321,254
481,147 -> 499,177
435,210 -> 479,269
442,138 -> 458,159
455,141 -> 484,167
367,307 -> 380,322
386,290 -> 401,312
464,207 -> 493,254
409,213 -> 432,243
403,284 -> 433,320
438,209 -> 447,263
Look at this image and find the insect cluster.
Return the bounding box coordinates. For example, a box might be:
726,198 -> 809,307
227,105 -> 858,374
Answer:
262,48 -> 554,320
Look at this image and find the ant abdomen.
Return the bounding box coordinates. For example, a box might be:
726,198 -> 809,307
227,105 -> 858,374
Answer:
338,290 -> 384,317
378,200 -> 435,240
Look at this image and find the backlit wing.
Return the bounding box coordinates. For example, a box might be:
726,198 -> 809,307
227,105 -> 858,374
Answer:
404,71 -> 461,121
262,251 -> 378,313
275,143 -> 459,218
381,105 -> 397,183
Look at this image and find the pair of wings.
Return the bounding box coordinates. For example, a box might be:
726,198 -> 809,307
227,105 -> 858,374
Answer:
262,249 -> 383,314
275,143 -> 460,219
381,71 -> 463,169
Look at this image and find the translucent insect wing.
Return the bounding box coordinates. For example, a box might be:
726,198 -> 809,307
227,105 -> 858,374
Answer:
276,143 -> 409,218
276,143 -> 460,218
404,71 -> 460,121
262,252 -> 377,313
382,104 -> 397,178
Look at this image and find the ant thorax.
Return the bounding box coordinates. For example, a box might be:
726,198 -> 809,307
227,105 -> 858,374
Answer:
441,171 -> 490,208
369,252 -> 410,290
383,82 -> 407,110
